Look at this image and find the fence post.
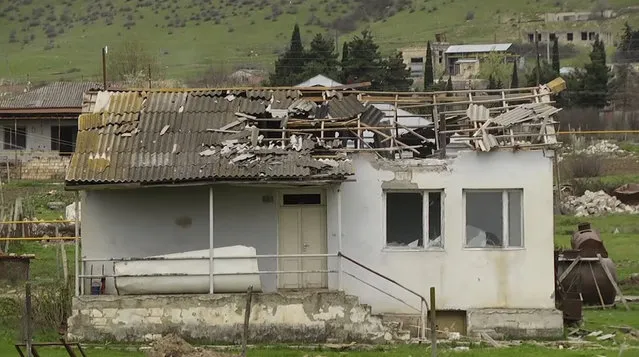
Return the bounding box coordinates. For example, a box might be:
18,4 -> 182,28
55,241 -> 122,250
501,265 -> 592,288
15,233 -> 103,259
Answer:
430,287 -> 437,357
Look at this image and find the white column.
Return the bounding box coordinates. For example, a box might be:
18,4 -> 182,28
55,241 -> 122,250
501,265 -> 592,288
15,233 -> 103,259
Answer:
74,191 -> 80,296
337,186 -> 343,291
209,186 -> 214,294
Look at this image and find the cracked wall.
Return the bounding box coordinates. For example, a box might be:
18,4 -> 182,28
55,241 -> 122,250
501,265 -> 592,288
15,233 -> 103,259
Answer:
67,291 -> 408,343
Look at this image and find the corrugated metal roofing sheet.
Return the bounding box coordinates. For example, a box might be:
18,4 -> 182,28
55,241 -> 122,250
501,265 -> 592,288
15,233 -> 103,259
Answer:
66,89 -> 353,185
491,103 -> 559,127
328,95 -> 365,119
0,82 -> 100,109
445,43 -> 512,54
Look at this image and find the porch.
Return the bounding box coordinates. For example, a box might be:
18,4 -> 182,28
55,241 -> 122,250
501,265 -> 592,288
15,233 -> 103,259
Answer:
75,183 -> 354,296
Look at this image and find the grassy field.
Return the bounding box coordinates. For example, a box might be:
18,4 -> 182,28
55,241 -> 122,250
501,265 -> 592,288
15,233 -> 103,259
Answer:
0,0 -> 637,82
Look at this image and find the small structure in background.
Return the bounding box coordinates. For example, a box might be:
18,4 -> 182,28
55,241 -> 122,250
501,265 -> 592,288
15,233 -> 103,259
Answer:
0,82 -> 100,180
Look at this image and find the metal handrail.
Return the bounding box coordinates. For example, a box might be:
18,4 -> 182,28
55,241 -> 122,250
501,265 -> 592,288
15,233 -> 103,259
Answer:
338,252 -> 428,340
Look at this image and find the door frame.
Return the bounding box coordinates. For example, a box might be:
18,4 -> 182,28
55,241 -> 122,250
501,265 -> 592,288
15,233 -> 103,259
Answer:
276,188 -> 328,289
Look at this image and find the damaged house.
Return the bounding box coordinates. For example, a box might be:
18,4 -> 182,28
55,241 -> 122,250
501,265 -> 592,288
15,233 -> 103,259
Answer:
66,80 -> 566,343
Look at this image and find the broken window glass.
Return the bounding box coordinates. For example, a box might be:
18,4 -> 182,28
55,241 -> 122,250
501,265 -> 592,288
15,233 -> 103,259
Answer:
465,190 -> 523,248
385,191 -> 443,249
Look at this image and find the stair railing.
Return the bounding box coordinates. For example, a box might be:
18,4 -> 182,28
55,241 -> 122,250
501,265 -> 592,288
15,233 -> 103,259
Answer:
338,252 -> 428,340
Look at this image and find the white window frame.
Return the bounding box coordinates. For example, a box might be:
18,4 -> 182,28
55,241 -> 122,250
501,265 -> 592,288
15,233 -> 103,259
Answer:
462,189 -> 524,250
382,189 -> 445,252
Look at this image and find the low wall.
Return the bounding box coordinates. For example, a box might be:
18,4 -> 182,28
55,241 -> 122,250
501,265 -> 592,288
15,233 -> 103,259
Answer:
20,156 -> 70,180
67,291 -> 408,344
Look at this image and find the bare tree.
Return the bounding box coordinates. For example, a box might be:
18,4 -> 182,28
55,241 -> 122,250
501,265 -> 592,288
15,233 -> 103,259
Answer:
107,38 -> 162,85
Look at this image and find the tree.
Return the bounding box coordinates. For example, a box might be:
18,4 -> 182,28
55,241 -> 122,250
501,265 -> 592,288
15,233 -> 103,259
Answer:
551,37 -> 560,75
268,24 -> 307,86
340,30 -> 385,88
525,60 -> 556,87
108,38 -> 162,83
379,51 -> 413,91
487,74 -> 503,89
424,41 -> 434,91
301,33 -> 340,80
478,52 -> 510,86
581,38 -> 610,109
510,60 -> 519,88
611,64 -> 639,111
616,23 -> 639,63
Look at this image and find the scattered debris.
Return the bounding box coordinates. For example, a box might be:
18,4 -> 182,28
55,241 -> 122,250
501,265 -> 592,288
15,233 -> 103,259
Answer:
561,190 -> 638,216
596,333 -> 615,341
160,125 -> 170,136
146,334 -> 235,357
574,140 -> 625,155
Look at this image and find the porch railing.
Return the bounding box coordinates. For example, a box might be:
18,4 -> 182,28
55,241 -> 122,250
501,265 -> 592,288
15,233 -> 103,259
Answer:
80,252 -> 429,341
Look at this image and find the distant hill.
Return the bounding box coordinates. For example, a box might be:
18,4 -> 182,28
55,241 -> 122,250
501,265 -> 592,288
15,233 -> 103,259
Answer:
0,0 -> 636,83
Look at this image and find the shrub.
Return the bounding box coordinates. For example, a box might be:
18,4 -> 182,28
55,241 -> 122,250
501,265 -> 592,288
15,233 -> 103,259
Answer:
566,154 -> 603,179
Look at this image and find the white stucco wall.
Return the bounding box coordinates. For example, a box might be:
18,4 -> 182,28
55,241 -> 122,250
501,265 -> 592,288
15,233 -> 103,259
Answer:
335,151 -> 556,313
81,149 -> 555,315
82,185 -> 280,293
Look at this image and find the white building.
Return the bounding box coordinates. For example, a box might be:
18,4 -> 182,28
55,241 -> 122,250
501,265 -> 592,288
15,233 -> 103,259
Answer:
65,85 -> 564,343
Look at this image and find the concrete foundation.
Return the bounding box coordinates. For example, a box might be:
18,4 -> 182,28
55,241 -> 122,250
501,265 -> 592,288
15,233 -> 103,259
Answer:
68,292 -> 564,343
67,291 -> 411,344
466,308 -> 564,339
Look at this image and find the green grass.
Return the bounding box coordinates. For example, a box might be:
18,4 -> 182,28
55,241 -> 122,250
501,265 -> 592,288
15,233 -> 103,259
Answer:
0,0 -> 637,82
0,342 -> 636,357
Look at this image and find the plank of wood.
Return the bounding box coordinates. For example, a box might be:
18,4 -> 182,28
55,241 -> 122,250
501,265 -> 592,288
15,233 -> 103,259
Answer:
558,257 -> 581,283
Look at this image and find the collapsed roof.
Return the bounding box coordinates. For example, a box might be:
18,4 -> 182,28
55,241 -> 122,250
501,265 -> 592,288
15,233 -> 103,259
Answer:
66,80 -> 565,188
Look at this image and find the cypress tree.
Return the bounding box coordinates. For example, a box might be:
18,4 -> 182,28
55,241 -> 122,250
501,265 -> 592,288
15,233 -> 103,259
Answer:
510,60 -> 519,88
551,37 -> 560,75
424,41 -> 434,91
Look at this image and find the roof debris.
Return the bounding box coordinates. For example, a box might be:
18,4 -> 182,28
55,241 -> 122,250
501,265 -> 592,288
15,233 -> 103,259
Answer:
67,83 -> 564,187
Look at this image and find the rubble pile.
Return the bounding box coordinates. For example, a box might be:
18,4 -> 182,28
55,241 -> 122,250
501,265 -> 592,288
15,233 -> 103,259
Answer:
561,190 -> 638,217
146,334 -> 235,357
574,140 -> 625,155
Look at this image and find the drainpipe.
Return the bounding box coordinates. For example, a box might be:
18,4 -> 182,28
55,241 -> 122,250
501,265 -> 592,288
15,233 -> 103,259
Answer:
209,186 -> 214,294
337,187 -> 343,291
74,192 -> 80,296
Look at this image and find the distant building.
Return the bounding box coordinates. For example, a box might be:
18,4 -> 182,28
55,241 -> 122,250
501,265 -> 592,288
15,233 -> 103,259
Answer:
401,42 -> 516,81
523,30 -> 613,46
0,81 -> 99,179
295,74 -> 343,88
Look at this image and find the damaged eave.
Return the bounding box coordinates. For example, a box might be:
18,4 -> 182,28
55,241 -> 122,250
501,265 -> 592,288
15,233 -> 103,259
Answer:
63,178 -> 355,191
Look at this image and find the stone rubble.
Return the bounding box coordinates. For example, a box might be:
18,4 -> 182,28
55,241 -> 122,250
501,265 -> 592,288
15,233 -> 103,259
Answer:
561,190 -> 639,217
574,140 -> 625,155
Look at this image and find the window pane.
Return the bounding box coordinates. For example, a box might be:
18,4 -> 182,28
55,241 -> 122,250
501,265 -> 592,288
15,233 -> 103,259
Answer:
508,190 -> 523,247
386,192 -> 423,247
283,194 -> 321,205
465,191 -> 503,247
427,192 -> 442,247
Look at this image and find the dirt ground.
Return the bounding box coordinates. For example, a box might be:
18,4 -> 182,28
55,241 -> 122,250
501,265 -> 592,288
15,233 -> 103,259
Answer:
146,334 -> 237,357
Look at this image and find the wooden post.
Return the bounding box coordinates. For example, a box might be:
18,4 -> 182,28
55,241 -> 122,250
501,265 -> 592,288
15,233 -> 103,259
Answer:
102,47 -> 107,90
430,287 -> 437,357
438,114 -> 447,159
241,286 -> 253,357
25,265 -> 32,357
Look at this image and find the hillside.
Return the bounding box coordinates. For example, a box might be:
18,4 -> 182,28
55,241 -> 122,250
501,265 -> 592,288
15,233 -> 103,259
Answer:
0,0 -> 637,83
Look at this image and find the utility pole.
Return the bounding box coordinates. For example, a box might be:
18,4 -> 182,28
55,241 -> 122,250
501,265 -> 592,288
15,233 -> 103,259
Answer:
534,30 -> 541,85
102,46 -> 108,90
